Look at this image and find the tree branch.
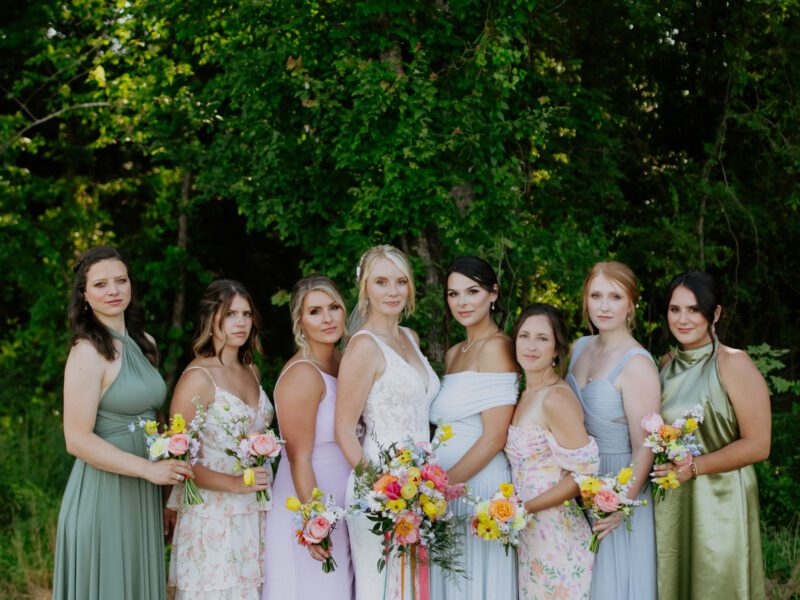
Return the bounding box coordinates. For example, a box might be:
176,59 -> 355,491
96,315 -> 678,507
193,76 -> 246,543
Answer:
0,102 -> 111,155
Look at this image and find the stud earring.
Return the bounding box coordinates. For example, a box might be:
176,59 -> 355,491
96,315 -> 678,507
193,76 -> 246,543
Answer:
84,302 -> 90,312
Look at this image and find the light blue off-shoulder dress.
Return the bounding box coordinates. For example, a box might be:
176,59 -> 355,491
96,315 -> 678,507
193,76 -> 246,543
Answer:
567,336 -> 657,600
429,371 -> 519,600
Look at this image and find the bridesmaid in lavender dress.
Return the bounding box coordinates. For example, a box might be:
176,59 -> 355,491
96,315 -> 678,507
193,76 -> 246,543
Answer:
263,276 -> 354,599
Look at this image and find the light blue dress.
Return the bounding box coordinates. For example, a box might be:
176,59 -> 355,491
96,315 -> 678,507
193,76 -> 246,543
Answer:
429,371 -> 519,600
567,336 -> 657,600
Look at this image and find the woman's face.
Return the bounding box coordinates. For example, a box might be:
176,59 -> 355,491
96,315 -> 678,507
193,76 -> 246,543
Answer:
446,272 -> 496,328
667,285 -> 713,350
365,258 -> 409,318
214,294 -> 253,348
301,290 -> 345,346
84,259 -> 131,320
515,315 -> 558,374
586,273 -> 633,333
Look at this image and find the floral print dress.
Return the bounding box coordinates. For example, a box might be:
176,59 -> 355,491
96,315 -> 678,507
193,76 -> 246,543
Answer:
505,424 -> 599,600
168,366 -> 274,600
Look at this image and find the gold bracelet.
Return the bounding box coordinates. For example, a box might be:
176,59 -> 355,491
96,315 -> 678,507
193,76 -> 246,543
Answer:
690,459 -> 698,480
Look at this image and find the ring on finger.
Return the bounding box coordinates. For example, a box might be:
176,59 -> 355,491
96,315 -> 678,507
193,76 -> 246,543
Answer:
175,474 -> 182,482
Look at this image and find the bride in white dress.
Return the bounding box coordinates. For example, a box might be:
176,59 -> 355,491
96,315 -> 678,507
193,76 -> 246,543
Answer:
335,245 -> 440,600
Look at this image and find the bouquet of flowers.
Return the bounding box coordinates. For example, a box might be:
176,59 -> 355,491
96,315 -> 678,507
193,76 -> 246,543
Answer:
573,466 -> 647,553
349,425 -> 468,582
135,404 -> 205,507
641,406 -> 704,502
285,487 -> 347,573
470,483 -> 532,556
213,405 -> 283,503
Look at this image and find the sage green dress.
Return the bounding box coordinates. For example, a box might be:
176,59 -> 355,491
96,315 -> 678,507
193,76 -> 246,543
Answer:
656,340 -> 765,600
53,329 -> 167,600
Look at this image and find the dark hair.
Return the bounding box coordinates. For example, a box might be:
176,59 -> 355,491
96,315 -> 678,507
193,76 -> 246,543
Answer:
510,303 -> 569,377
192,279 -> 263,364
663,271 -> 722,327
69,246 -> 159,366
445,256 -> 503,322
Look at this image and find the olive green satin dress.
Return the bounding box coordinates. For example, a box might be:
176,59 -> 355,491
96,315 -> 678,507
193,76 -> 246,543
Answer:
656,340 -> 765,600
52,329 -> 167,600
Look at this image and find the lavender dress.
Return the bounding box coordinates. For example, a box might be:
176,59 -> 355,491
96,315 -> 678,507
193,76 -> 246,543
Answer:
262,360 -> 354,599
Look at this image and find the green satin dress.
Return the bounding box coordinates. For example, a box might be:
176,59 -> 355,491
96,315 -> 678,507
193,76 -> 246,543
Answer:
655,340 -> 765,600
52,329 -> 167,600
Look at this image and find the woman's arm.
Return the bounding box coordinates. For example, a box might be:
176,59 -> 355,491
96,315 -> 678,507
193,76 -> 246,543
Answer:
274,362 -> 325,502
654,347 -> 771,483
445,336 -> 517,485
334,335 -> 383,468
63,340 -> 193,484
523,388 -> 590,513
170,370 -> 268,494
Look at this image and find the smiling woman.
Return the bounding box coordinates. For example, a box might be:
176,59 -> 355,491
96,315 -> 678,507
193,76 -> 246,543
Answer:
53,246 -> 192,600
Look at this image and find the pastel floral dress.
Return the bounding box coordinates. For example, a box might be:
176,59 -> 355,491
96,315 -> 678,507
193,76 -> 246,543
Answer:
505,424 -> 599,600
168,366 -> 274,600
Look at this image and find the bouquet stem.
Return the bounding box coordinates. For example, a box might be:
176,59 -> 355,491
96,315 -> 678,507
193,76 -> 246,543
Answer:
320,537 -> 337,573
256,489 -> 270,504
182,479 -> 204,507
589,531 -> 601,553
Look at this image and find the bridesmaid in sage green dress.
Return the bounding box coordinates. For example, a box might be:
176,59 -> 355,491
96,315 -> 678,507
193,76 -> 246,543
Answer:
653,272 -> 769,600
53,247 -> 193,600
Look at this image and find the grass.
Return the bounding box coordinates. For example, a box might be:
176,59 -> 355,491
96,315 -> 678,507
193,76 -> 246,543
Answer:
765,521 -> 800,600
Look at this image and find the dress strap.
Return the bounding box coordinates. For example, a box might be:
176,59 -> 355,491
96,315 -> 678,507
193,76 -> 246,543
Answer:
275,359 -> 325,387
568,336 -> 592,371
605,347 -> 653,383
183,366 -> 217,387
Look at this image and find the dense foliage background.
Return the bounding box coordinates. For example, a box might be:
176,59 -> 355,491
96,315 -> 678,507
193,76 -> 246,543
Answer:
1,1 -> 798,597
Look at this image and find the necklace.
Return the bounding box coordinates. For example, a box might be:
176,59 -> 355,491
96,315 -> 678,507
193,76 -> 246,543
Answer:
461,330 -> 497,353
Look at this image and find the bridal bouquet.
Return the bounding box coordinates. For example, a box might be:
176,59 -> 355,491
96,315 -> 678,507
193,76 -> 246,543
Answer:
470,483 -> 532,556
349,425 -> 468,582
214,406 -> 283,503
641,406 -> 704,502
573,466 -> 647,553
134,404 -> 205,507
286,487 -> 347,573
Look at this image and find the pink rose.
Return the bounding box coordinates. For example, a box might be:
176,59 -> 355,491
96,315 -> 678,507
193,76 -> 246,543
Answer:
641,412 -> 664,434
303,515 -> 332,544
394,512 -> 422,545
593,489 -> 621,514
249,433 -> 280,458
385,480 -> 402,500
167,433 -> 189,457
421,464 -> 449,491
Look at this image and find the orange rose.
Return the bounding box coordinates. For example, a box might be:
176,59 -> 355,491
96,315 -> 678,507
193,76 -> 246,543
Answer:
659,424 -> 681,442
373,474 -> 398,494
488,498 -> 516,523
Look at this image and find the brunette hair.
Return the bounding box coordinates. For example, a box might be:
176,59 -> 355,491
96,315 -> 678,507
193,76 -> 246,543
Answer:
511,303 -> 570,376
68,246 -> 159,366
349,244 -> 415,331
663,271 -> 722,328
445,256 -> 503,323
581,261 -> 640,332
289,275 -> 347,355
192,279 -> 263,364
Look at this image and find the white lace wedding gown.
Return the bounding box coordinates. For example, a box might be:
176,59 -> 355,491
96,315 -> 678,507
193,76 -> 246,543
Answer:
345,328 -> 440,600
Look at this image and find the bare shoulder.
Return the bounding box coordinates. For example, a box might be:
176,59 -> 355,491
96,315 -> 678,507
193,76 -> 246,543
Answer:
248,362 -> 262,383
175,363 -> 216,396
477,334 -> 516,372
65,338 -> 107,376
717,344 -> 762,380
543,385 -> 583,418
444,344 -> 460,370
623,352 -> 659,377
344,332 -> 381,356
659,352 -> 672,369
403,327 -> 421,346
275,359 -> 324,402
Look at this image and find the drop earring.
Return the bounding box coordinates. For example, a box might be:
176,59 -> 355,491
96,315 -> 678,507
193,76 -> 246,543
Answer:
551,358 -> 556,367
490,301 -> 495,311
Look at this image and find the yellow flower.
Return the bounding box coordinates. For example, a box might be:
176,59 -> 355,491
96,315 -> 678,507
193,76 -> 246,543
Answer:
684,418 -> 698,434
477,519 -> 500,540
311,487 -> 324,499
398,450 -> 412,465
419,493 -> 430,505
424,480 -> 435,491
499,483 -> 515,498
243,468 -> 255,487
401,483 -> 418,500
144,420 -> 159,436
386,499 -> 406,512
285,496 -> 302,511
170,414 -> 185,434
423,501 -> 439,519
655,471 -> 680,490
406,467 -> 421,485
617,467 -> 633,485
439,424 -> 454,441
312,501 -> 325,513
434,498 -> 447,517
579,477 -> 602,499
477,512 -> 490,523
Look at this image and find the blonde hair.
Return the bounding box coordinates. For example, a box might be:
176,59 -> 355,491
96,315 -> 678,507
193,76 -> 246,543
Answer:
581,261 -> 640,331
289,275 -> 347,356
350,245 -> 415,331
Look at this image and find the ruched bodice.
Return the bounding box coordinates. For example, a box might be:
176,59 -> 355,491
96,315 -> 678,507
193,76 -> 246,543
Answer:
567,335 -> 657,600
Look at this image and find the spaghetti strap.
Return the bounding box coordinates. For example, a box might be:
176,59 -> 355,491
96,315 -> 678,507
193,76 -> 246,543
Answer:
247,363 -> 261,385
184,366 -> 217,387
569,336 -> 591,371
275,359 -> 324,387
